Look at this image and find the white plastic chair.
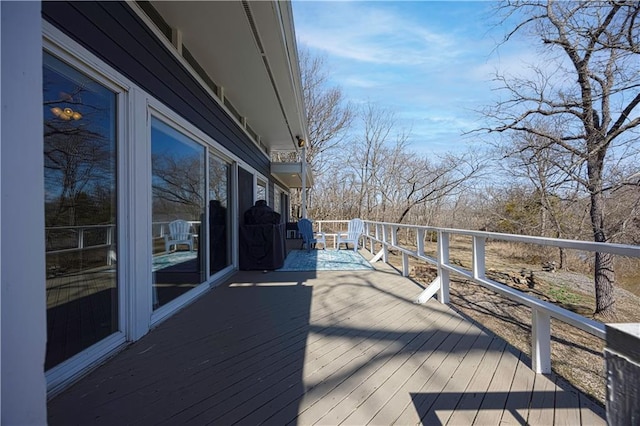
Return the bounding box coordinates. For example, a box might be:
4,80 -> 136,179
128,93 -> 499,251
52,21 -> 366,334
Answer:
164,219 -> 194,252
336,218 -> 364,251
297,218 -> 326,251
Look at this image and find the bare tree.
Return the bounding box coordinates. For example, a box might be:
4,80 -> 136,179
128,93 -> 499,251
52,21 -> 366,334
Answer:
152,153 -> 205,220
44,84 -> 115,227
344,102 -> 484,223
482,1 -> 640,318
274,48 -> 353,218
349,102 -> 395,218
499,118 -> 586,268
299,48 -> 354,176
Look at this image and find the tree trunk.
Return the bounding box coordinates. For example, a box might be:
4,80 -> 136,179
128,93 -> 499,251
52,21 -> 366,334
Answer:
590,164 -> 616,319
558,247 -> 566,270
594,251 -> 615,318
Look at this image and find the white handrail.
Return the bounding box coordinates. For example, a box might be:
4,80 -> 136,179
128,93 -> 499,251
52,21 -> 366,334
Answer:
317,219 -> 640,374
46,221 -> 202,256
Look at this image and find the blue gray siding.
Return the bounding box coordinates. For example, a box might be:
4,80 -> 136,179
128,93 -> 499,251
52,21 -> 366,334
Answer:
42,1 -> 270,176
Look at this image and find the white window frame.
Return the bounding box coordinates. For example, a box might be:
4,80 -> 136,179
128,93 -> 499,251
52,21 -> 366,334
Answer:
256,177 -> 269,205
43,22 -> 131,396
147,108 -> 212,325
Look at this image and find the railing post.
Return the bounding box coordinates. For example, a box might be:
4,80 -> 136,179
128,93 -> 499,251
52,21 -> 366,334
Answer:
473,236 -> 486,279
437,231 -> 450,303
417,228 -> 425,257
402,253 -> 409,277
532,309 -> 551,374
364,222 -> 372,253
382,225 -> 388,263
605,323 -> 640,425
370,226 -> 377,257
106,225 -> 114,266
391,226 -> 398,246
78,227 -> 84,249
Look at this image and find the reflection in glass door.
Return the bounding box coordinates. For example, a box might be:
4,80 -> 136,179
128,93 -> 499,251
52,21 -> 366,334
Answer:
209,154 -> 232,275
151,118 -> 206,309
43,53 -> 118,370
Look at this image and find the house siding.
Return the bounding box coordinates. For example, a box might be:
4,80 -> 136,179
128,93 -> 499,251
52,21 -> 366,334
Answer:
42,1 -> 271,177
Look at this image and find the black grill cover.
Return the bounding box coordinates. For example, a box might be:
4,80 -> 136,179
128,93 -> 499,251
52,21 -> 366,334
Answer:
239,223 -> 286,270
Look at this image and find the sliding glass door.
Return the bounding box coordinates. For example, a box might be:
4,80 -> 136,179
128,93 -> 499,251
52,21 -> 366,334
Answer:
43,52 -> 118,370
151,117 -> 206,309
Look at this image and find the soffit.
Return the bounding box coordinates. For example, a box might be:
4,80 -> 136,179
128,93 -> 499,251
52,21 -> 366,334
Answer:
150,1 -> 306,153
271,162 -> 314,188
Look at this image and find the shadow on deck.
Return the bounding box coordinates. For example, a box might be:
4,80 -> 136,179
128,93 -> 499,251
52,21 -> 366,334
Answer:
47,254 -> 605,425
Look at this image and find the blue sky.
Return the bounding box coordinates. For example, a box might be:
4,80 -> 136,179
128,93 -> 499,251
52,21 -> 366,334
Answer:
292,1 -> 536,155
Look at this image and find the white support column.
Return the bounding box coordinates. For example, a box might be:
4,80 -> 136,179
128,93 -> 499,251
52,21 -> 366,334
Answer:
472,236 -> 486,279
391,226 -> 398,246
1,2 -> 48,423
128,88 -> 153,340
437,231 -> 450,304
532,309 -> 551,374
301,144 -> 307,219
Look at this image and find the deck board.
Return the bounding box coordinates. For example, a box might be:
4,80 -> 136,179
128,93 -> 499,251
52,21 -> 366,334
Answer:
446,336 -> 508,425
48,258 -> 605,425
527,372 -> 558,425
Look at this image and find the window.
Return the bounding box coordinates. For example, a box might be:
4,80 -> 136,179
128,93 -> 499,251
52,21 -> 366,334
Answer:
43,52 -> 118,370
151,117 -> 206,309
274,187 -> 282,214
257,179 -> 267,204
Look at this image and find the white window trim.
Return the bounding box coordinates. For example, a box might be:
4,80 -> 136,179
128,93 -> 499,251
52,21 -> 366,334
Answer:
147,110 -> 212,325
43,22 -> 130,395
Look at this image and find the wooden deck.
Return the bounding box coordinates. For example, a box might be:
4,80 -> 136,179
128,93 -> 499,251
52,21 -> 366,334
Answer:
47,256 -> 605,425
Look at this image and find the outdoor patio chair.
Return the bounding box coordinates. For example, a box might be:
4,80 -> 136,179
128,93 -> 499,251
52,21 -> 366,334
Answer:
164,219 -> 194,252
297,218 -> 326,251
336,218 -> 364,251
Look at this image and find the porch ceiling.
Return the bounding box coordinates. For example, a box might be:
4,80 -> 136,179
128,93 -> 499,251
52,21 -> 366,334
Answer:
150,1 -> 307,153
272,161 -> 314,188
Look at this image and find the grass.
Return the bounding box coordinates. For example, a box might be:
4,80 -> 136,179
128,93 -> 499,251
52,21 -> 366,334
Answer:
548,284 -> 584,305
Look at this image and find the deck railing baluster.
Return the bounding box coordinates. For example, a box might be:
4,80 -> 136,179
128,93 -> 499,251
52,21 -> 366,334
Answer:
472,236 -> 486,279
381,225 -> 388,263
417,228 -> 425,257
532,309 -> 551,373
437,231 -> 450,304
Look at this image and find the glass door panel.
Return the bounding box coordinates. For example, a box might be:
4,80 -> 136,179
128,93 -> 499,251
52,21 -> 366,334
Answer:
151,118 -> 206,309
43,53 -> 118,370
208,154 -> 232,274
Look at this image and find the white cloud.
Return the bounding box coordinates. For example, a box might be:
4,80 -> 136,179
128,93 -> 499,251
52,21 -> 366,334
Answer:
292,1 -> 543,154
295,2 -> 463,68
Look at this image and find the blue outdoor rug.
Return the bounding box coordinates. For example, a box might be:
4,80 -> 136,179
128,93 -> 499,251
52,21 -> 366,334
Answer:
278,249 -> 373,272
152,251 -> 198,272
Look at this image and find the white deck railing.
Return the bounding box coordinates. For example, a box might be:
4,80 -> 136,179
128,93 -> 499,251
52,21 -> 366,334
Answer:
317,219 -> 640,374
45,221 -> 201,262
